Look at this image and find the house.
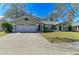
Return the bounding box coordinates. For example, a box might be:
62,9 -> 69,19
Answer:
0,14 -> 73,32
0,14 -> 78,32
13,13 -> 74,33
72,22 -> 79,32
13,14 -> 60,32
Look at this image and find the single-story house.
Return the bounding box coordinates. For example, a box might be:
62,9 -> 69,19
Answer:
72,22 -> 79,32
13,14 -> 75,32
12,15 -> 61,32
1,14 -> 78,32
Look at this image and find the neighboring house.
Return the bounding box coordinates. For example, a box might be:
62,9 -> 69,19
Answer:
72,22 -> 79,32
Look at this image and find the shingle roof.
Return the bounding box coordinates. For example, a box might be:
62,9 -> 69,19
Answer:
14,15 -> 59,25
41,21 -> 59,25
14,15 -> 43,24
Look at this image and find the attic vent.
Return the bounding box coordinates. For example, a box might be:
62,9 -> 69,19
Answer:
25,18 -> 28,21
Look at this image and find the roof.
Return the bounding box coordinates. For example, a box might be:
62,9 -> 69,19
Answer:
41,21 -> 59,25
14,15 -> 59,25
14,15 -> 43,24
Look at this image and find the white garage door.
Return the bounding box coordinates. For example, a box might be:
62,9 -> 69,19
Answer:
16,25 -> 37,32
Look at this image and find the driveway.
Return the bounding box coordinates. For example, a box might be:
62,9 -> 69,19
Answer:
0,33 -> 79,55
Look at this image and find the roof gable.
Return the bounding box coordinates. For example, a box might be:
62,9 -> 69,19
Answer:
14,15 -> 43,24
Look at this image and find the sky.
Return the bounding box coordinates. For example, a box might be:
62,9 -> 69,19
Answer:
26,3 -> 55,17
0,3 -> 79,23
0,3 -> 55,18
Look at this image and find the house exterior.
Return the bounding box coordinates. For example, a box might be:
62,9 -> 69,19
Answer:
13,15 -> 61,32
41,21 -> 59,32
57,21 -> 69,31
1,14 -> 79,32
12,14 -> 73,33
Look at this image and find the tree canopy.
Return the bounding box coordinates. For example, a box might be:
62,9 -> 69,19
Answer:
3,3 -> 26,19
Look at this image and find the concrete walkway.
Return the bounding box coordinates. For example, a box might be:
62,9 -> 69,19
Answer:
0,33 -> 79,55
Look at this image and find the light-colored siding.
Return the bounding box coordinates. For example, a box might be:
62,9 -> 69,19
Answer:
13,18 -> 39,32
15,18 -> 39,26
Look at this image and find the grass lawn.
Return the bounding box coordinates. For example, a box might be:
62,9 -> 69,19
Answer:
0,32 -> 7,37
41,32 -> 79,43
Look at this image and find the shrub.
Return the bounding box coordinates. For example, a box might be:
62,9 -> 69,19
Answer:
1,22 -> 13,33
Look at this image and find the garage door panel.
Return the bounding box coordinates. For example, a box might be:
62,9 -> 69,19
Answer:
16,25 -> 37,32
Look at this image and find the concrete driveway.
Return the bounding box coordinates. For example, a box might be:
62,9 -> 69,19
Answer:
0,33 -> 79,55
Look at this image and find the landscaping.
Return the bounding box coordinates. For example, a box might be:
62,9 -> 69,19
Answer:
41,32 -> 79,43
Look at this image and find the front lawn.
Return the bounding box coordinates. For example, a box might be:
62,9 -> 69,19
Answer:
0,32 -> 7,37
41,32 -> 79,43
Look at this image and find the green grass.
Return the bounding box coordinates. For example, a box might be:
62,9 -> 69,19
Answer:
0,32 -> 7,37
41,32 -> 79,43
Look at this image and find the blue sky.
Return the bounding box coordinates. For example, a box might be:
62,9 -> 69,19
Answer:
26,3 -> 55,17
0,4 -> 7,16
0,3 -> 79,23
0,3 -> 55,17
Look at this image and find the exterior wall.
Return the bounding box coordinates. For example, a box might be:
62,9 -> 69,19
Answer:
58,23 -> 69,31
63,25 -> 69,31
43,24 -> 57,32
15,18 -> 39,26
44,24 -> 52,31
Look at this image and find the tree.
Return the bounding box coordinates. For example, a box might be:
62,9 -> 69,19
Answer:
1,22 -> 13,33
3,3 -> 26,19
52,3 -> 79,31
53,3 -> 79,22
52,4 -> 67,22
66,4 -> 79,31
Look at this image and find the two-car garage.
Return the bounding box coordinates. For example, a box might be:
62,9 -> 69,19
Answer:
13,15 -> 42,33
15,25 -> 37,32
